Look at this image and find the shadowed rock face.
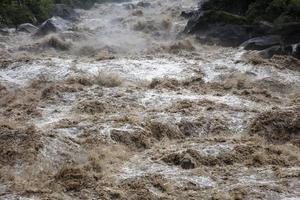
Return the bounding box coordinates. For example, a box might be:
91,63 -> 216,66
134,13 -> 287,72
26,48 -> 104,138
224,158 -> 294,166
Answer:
35,16 -> 72,37
184,0 -> 300,58
52,4 -> 80,21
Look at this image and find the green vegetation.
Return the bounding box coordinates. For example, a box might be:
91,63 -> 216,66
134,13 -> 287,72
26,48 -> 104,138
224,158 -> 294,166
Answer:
201,0 -> 300,25
0,0 -> 119,27
198,10 -> 248,27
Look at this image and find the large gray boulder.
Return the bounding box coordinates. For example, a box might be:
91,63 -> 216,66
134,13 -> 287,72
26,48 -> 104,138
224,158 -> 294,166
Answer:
241,35 -> 282,51
259,45 -> 284,59
195,24 -> 257,47
274,22 -> 300,45
17,23 -> 38,33
35,17 -> 72,37
51,4 -> 79,21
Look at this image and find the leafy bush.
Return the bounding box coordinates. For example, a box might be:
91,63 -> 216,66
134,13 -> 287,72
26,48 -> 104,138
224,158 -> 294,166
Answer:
201,0 -> 300,24
0,0 -> 119,27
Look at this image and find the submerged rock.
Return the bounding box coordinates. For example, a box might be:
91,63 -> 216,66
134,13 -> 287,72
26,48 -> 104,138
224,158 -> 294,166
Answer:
35,17 -> 72,37
195,24 -> 259,47
292,43 -> 300,59
137,1 -> 151,8
241,35 -> 282,50
52,4 -> 80,21
0,28 -> 9,36
259,45 -> 284,59
17,23 -> 38,33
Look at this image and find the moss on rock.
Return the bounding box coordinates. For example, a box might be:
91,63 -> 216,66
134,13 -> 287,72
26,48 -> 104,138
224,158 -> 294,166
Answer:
201,0 -> 300,25
199,10 -> 248,26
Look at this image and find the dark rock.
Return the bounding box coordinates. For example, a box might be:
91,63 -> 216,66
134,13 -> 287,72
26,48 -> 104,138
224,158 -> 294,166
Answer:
259,45 -> 284,59
259,43 -> 300,59
293,43 -> 300,59
196,24 -> 261,47
241,35 -> 282,50
137,2 -> 151,8
180,154 -> 196,169
51,4 -> 79,21
35,17 -> 71,37
274,22 -> 300,45
17,23 -> 38,33
181,10 -> 198,19
185,10 -> 248,34
183,9 -> 273,47
257,21 -> 274,33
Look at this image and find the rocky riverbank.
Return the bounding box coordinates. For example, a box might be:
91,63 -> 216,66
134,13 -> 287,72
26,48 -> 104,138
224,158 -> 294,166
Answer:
183,0 -> 300,60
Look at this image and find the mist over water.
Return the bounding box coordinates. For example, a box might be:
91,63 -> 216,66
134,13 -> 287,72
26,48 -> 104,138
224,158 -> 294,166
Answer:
72,0 -> 199,54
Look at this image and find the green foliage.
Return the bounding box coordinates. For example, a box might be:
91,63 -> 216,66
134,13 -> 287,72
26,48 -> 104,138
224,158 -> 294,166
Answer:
0,0 -> 118,27
0,3 -> 35,26
201,0 -> 300,24
201,0 -> 255,15
199,10 -> 248,26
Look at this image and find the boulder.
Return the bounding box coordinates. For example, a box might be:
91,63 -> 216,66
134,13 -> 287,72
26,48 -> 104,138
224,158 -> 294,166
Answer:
137,2 -> 151,8
196,24 -> 258,47
293,44 -> 300,59
180,154 -> 196,169
35,17 -> 71,37
274,23 -> 300,45
51,4 -> 79,21
241,35 -> 282,50
184,10 -> 248,34
259,45 -> 284,59
181,10 -> 198,19
17,23 -> 38,33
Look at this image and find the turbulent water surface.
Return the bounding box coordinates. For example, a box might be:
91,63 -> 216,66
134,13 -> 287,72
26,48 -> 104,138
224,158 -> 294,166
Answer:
0,0 -> 299,199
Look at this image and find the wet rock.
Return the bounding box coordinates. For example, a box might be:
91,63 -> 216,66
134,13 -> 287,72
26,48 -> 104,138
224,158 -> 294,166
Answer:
259,45 -> 284,59
180,154 -> 196,169
257,21 -> 274,33
181,10 -> 198,19
17,23 -> 38,33
241,35 -> 282,51
274,22 -> 300,45
0,28 -> 9,36
35,17 -> 71,37
52,4 -> 80,21
184,10 -> 248,34
137,2 -> 151,8
292,43 -> 300,59
195,24 -> 264,47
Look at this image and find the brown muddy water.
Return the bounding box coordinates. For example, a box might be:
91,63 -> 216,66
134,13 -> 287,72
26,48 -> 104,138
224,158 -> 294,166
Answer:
0,0 -> 299,199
